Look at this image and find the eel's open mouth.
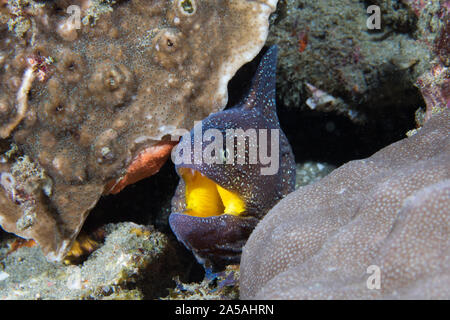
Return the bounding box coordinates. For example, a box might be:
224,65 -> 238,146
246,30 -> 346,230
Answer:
178,167 -> 246,218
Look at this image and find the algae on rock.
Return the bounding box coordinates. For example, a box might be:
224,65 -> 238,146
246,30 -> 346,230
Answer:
269,0 -> 431,121
0,222 -> 182,299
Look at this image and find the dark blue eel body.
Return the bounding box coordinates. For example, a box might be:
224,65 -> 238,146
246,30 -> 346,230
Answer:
169,46 -> 296,270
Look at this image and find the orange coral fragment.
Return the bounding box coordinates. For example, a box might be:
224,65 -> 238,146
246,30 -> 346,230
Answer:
105,140 -> 178,194
63,233 -> 102,264
298,31 -> 309,53
7,238 -> 36,255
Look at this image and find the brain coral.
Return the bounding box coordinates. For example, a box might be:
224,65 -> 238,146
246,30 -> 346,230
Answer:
240,109 -> 450,299
0,0 -> 277,261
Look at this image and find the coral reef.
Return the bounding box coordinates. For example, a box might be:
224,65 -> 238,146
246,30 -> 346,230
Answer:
0,0 -> 447,300
410,0 -> 449,120
268,0 -> 432,121
165,265 -> 240,300
0,222 -> 183,299
240,109 -> 449,299
0,158 -> 333,300
0,0 -> 277,261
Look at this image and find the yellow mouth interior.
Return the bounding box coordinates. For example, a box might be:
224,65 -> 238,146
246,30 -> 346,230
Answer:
179,168 -> 246,218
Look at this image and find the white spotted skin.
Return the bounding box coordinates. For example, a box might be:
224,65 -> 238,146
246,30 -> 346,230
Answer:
241,110 -> 450,299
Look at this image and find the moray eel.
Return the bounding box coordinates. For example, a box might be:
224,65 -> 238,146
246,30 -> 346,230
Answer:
169,46 -> 296,270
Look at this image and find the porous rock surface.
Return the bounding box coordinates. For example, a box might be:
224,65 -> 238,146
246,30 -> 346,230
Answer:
0,0 -> 277,261
240,109 -> 449,299
0,222 -> 179,299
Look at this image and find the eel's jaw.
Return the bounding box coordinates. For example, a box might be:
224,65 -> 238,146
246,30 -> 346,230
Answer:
171,168 -> 255,269
177,167 -> 246,218
169,212 -> 259,270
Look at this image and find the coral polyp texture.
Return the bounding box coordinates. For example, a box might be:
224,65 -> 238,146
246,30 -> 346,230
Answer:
240,109 -> 450,299
0,0 -> 278,262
